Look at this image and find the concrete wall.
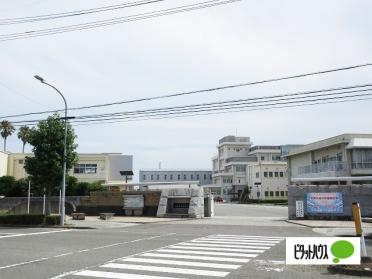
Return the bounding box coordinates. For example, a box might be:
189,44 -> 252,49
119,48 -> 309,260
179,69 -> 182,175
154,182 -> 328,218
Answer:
288,184 -> 372,219
0,151 -> 8,177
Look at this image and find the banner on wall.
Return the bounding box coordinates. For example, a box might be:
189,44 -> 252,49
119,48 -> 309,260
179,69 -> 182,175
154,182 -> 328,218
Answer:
306,192 -> 343,214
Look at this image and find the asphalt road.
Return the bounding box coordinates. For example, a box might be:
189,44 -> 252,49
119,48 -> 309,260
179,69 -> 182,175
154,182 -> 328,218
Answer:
0,204 -> 369,279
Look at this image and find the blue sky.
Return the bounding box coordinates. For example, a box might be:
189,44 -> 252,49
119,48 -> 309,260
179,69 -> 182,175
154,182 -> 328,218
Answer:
1,0 -> 372,180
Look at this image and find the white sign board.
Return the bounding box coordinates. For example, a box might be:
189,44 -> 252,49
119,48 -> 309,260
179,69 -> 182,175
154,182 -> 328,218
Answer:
123,195 -> 144,209
286,237 -> 360,265
295,200 -> 304,218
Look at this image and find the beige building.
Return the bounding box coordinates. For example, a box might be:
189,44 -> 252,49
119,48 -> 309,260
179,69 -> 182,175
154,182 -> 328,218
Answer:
287,133 -> 372,184
1,152 -> 133,184
0,150 -> 8,177
211,136 -> 298,201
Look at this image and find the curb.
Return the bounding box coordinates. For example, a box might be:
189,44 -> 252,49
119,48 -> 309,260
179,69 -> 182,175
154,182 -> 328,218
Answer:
328,265 -> 372,277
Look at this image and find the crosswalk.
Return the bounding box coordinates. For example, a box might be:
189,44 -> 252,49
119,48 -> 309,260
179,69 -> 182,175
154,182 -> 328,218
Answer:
69,234 -> 284,279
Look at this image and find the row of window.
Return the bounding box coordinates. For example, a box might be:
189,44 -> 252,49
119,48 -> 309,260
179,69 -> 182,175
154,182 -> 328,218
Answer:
260,155 -> 282,161
73,164 -> 97,174
264,191 -> 288,197
257,171 -> 286,178
142,173 -> 212,181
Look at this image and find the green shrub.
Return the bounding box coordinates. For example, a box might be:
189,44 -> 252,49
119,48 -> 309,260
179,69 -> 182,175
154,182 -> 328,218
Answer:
260,199 -> 288,204
45,215 -> 60,225
0,214 -> 44,225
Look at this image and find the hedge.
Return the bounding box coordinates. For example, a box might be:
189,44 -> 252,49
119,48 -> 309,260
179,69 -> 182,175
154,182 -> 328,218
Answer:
0,214 -> 61,225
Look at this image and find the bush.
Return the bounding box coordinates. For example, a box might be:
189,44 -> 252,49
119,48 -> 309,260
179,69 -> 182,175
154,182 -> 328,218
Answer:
0,214 -> 44,225
260,199 -> 288,204
45,215 -> 60,225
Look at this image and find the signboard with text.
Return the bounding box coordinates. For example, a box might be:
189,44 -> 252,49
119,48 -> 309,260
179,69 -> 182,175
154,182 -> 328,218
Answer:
306,192 -> 343,214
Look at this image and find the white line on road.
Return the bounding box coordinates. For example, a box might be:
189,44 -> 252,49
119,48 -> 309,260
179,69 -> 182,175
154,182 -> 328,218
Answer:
201,238 -> 281,244
191,240 -> 276,246
169,245 -> 265,253
120,257 -> 241,269
74,270 -> 185,279
156,249 -> 258,258
177,242 -> 271,249
141,253 -> 251,263
0,257 -> 49,270
0,229 -> 73,239
101,263 -> 230,277
214,234 -> 284,240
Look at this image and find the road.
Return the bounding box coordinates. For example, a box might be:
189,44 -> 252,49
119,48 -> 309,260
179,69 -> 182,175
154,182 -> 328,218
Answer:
0,204 -> 369,279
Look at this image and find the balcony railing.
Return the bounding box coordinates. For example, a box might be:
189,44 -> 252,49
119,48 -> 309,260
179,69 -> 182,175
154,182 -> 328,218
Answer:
352,162 -> 372,169
297,161 -> 347,177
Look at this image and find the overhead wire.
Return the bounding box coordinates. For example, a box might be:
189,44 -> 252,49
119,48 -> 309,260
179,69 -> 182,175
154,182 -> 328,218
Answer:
1,63 -> 371,119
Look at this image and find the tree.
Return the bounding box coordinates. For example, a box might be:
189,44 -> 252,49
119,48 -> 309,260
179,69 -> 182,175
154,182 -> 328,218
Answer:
0,120 -> 15,152
24,114 -> 78,215
17,126 -> 31,153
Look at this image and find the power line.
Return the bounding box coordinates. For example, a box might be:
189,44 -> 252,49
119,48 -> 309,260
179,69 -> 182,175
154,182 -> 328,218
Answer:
72,96 -> 372,127
0,0 -> 166,25
1,63 -> 371,119
0,0 -> 241,42
10,86 -> 372,125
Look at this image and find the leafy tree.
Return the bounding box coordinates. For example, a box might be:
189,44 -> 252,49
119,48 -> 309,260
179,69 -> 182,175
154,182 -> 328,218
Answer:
24,114 -> 78,215
0,120 -> 15,152
0,176 -> 28,197
17,126 -> 31,153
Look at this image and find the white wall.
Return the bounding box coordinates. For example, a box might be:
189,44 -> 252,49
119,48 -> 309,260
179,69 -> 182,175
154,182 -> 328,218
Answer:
0,151 -> 8,177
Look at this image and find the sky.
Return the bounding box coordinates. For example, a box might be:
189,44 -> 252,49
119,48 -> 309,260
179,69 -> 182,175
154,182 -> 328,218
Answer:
0,0 -> 372,181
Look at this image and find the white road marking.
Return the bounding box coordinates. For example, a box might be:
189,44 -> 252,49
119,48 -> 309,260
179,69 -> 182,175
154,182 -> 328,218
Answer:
141,253 -> 251,263
191,240 -> 276,246
156,249 -> 258,258
177,242 -> 271,250
120,257 -> 241,269
0,257 -> 49,270
101,263 -> 230,277
214,235 -> 284,240
169,245 -> 265,253
200,238 -> 280,244
0,229 -> 72,239
74,270 -> 184,279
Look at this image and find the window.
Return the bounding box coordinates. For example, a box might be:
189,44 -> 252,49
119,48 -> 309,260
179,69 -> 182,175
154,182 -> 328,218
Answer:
270,191 -> 274,197
196,174 -> 200,180
156,175 -> 160,180
204,174 -> 207,180
178,174 -> 181,180
264,172 -> 268,177
275,191 -> 279,196
265,191 -> 269,197
256,172 -> 259,178
285,191 -> 288,196
170,174 -> 173,180
151,174 -> 154,180
74,164 -> 97,174
280,172 -> 284,177
275,172 -> 279,177
261,156 -> 265,161
18,159 -> 24,164
183,174 -> 187,180
280,191 -> 285,197
191,174 -> 194,180
164,174 -> 167,180
269,172 -> 273,177
236,165 -> 246,172
210,175 -> 212,179
142,175 -> 146,181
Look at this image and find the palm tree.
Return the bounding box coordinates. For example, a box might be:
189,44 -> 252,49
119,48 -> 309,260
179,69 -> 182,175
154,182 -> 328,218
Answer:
17,126 -> 31,153
0,120 -> 15,152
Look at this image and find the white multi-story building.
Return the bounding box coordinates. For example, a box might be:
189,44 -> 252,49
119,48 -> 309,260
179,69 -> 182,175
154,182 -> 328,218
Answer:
211,135 -> 299,201
139,169 -> 212,185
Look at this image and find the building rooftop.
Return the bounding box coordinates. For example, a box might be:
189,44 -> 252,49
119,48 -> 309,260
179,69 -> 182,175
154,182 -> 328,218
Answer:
218,135 -> 251,145
140,168 -> 212,172
287,133 -> 372,157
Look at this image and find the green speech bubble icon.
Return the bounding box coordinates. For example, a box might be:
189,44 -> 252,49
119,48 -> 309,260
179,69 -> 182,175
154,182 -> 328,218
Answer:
331,240 -> 354,263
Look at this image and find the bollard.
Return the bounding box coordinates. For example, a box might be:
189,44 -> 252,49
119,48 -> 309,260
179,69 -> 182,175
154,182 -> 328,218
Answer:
352,202 -> 369,261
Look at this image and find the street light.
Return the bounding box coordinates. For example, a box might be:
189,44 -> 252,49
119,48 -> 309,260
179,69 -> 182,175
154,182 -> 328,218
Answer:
34,75 -> 67,226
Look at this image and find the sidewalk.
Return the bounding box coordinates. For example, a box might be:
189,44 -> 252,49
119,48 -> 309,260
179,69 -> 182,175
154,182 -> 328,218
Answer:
286,219 -> 372,228
67,215 -> 189,229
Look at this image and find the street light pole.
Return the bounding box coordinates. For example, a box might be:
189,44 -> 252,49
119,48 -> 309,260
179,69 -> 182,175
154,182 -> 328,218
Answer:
34,75 -> 67,226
